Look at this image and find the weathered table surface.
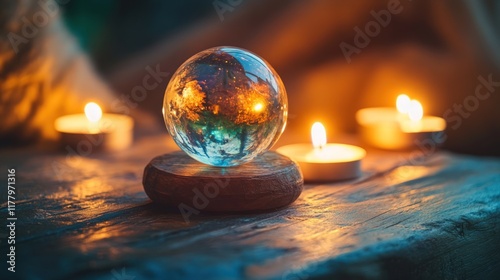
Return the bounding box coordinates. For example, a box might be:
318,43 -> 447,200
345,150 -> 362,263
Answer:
1,133 -> 500,280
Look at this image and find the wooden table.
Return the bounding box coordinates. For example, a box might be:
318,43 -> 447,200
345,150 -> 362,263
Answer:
1,134 -> 500,280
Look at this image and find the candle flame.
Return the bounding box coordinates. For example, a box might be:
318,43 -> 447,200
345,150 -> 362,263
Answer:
396,94 -> 411,114
408,100 -> 423,121
311,122 -> 327,149
84,102 -> 102,123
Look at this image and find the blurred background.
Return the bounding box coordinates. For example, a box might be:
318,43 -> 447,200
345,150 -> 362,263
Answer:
1,0 -> 499,155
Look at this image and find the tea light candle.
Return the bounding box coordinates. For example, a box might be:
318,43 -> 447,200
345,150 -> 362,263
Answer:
277,122 -> 366,182
55,102 -> 133,151
356,94 -> 446,150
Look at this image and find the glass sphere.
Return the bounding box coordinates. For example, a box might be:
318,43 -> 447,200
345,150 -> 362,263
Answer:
163,46 -> 288,167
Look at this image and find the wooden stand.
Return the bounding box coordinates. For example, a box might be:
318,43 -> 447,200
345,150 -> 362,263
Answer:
143,151 -> 303,212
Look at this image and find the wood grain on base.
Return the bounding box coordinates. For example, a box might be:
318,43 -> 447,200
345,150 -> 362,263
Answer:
143,151 -> 304,212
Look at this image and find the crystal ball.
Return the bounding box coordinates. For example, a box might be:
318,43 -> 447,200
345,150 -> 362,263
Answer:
163,46 -> 288,167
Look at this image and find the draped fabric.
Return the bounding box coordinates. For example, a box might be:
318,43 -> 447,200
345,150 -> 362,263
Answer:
0,0 -> 116,145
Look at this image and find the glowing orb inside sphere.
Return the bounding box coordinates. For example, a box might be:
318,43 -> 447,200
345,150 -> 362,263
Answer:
163,46 -> 288,167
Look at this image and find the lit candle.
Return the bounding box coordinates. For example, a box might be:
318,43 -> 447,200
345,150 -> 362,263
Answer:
356,94 -> 446,150
55,102 -> 134,151
277,122 -> 366,182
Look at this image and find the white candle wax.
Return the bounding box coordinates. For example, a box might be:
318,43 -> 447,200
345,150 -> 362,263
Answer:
356,96 -> 446,150
277,123 -> 365,182
54,103 -> 133,151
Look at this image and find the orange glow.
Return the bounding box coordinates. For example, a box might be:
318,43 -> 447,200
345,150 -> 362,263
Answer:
311,122 -> 327,149
84,102 -> 102,123
408,100 -> 423,121
253,102 -> 264,112
396,94 -> 411,114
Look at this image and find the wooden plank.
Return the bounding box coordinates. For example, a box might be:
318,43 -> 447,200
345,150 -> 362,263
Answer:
1,134 -> 499,279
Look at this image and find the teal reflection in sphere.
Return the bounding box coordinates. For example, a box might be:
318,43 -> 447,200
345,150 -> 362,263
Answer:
163,46 -> 288,166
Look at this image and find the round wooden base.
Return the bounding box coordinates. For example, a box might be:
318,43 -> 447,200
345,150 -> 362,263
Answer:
143,151 -> 303,212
